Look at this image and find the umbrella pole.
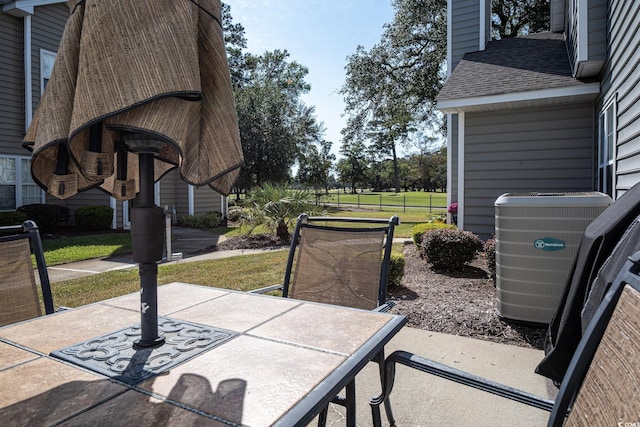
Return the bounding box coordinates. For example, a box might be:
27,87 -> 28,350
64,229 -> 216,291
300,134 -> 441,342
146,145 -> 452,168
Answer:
131,150 -> 165,348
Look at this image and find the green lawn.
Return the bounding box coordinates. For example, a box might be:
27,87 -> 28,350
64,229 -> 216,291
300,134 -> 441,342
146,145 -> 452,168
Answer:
324,210 -> 444,238
52,250 -> 289,308
41,233 -> 132,266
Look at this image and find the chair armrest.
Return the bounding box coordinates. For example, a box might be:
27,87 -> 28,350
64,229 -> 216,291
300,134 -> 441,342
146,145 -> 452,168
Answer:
249,284 -> 283,294
371,350 -> 554,415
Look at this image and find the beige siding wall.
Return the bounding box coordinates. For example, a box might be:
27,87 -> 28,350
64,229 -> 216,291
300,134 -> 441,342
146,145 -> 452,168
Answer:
193,185 -> 222,216
158,169 -> 179,211
463,104 -> 595,239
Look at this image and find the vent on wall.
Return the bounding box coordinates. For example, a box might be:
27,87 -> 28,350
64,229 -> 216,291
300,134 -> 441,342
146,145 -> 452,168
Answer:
494,192 -> 612,324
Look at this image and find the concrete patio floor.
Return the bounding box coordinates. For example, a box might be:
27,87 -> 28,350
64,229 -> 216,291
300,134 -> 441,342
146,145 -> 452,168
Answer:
320,327 -> 555,426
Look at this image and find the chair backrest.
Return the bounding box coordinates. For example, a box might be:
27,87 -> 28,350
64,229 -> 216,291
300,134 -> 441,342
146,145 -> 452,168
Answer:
0,220 -> 54,327
548,250 -> 640,426
282,214 -> 399,310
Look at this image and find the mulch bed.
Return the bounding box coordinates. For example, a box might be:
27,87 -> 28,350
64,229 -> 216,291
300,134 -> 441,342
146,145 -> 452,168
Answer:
390,245 -> 547,349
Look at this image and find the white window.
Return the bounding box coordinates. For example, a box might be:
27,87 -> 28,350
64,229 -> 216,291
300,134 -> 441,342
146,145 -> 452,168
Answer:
0,158 -> 17,210
40,50 -> 56,94
597,99 -> 615,197
0,157 -> 42,211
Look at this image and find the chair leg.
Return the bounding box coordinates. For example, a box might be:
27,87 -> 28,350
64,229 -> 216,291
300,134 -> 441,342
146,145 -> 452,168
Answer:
320,380 -> 357,426
371,400 -> 383,427
375,350 -> 396,426
345,379 -> 356,426
317,407 -> 328,427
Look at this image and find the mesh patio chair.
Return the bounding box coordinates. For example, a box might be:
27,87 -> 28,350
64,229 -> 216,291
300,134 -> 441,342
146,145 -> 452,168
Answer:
0,220 -> 54,327
252,214 -> 400,425
370,249 -> 640,427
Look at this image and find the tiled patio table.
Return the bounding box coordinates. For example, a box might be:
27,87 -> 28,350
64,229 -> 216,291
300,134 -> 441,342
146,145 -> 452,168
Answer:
0,282 -> 406,426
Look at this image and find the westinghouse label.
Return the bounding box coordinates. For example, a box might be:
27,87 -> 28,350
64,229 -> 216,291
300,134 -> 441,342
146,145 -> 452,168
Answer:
534,237 -> 566,252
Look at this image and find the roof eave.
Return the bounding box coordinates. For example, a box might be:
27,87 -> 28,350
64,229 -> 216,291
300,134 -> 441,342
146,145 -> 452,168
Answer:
437,83 -> 601,114
2,0 -> 66,16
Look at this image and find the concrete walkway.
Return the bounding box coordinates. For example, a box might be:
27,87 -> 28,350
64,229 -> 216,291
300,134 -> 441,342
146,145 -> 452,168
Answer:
46,226 -> 556,425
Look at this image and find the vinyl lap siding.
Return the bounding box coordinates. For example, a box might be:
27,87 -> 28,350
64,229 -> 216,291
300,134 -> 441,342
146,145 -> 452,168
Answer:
31,4 -> 68,109
463,104 -> 594,239
566,0 -> 607,76
0,13 -> 25,155
451,0 -> 480,72
600,0 -> 640,194
193,185 -> 222,216
587,0 -> 606,64
158,169 -> 179,211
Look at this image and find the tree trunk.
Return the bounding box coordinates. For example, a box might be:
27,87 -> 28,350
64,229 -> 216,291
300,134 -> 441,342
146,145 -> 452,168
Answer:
392,143 -> 400,193
276,221 -> 290,244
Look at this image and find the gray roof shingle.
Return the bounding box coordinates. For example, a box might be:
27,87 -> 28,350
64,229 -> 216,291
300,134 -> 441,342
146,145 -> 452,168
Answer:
437,32 -> 592,102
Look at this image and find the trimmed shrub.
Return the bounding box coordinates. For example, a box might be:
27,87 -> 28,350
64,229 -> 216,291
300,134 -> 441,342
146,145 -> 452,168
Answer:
411,222 -> 457,246
17,204 -> 69,232
75,205 -> 114,230
387,251 -> 405,288
0,211 -> 27,226
484,238 -> 496,282
179,211 -> 222,229
419,228 -> 483,271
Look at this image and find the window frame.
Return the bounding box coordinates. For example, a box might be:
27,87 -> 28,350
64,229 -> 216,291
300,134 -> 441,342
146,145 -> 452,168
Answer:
0,156 -> 44,211
40,49 -> 56,95
597,96 -> 616,197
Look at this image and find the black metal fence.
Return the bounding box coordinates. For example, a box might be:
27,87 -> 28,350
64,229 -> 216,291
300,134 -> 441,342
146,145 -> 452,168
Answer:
321,193 -> 447,213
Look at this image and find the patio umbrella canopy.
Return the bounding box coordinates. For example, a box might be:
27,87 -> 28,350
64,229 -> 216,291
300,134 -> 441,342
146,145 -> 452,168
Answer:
23,0 -> 243,346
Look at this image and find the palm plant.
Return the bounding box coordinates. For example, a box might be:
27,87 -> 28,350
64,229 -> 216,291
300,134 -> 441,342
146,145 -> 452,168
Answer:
231,183 -> 324,243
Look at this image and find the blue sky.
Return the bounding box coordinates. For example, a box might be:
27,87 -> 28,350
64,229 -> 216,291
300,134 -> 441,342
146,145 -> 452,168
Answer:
223,0 -> 395,158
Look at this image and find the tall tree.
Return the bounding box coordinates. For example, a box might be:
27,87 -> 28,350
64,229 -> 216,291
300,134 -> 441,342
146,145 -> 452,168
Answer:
337,141 -> 369,193
234,50 -> 320,191
492,0 -> 550,38
340,0 -> 447,192
297,139 -> 335,193
221,3 -> 249,89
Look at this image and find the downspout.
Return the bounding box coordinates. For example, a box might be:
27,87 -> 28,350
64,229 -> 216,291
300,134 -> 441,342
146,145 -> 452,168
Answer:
188,185 -> 195,215
457,112 -> 465,230
24,14 -> 33,131
220,194 -> 226,219
446,0 -> 452,77
446,114 -> 453,223
110,197 -> 117,229
479,0 -> 485,51
445,0 -> 453,222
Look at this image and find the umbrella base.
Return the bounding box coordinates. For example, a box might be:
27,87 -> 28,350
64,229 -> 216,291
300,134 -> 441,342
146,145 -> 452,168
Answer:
51,317 -> 238,385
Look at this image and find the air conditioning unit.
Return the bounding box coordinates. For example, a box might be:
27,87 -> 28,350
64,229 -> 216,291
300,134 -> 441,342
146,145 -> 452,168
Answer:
495,192 -> 612,324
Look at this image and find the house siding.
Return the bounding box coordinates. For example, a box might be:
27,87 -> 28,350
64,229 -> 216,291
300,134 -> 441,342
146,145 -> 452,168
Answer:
587,0 -> 607,64
30,4 -> 68,110
599,0 -> 640,195
463,104 -> 594,239
46,187 -> 110,224
193,185 -> 222,216
159,169 -> 179,211
0,13 -> 25,155
450,0 -> 480,71
566,0 -> 607,77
